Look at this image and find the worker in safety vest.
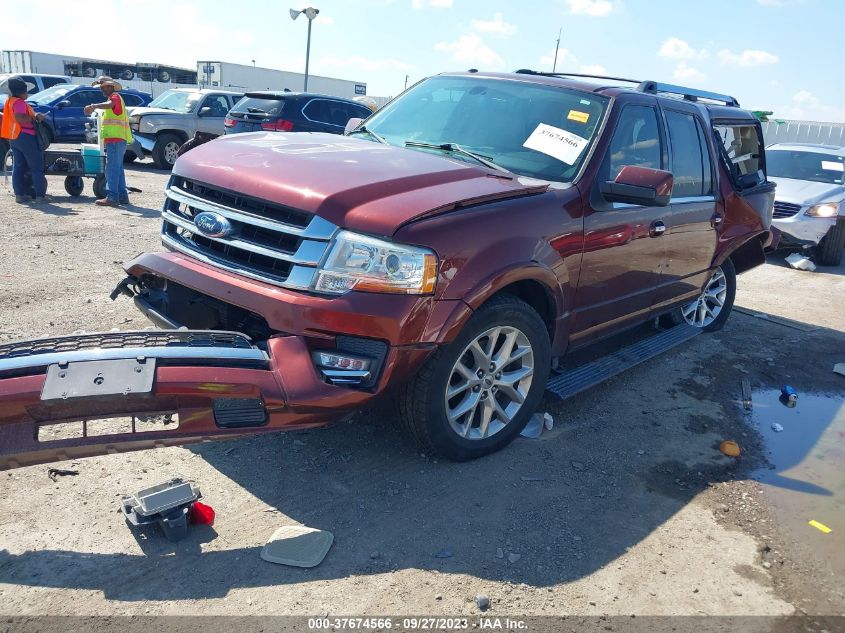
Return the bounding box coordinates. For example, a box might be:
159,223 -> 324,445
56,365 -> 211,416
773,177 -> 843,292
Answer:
84,76 -> 132,206
1,76 -> 48,203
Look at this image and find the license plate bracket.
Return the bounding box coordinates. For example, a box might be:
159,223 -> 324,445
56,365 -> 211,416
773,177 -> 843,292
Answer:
41,358 -> 156,401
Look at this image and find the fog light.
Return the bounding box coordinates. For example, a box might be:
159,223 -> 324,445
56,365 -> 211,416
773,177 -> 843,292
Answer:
311,351 -> 372,372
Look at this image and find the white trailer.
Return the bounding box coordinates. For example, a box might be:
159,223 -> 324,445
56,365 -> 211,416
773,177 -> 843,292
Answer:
197,61 -> 367,100
2,50 -> 67,75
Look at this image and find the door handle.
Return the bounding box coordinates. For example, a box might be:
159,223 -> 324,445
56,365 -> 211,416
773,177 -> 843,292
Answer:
650,221 -> 666,237
710,213 -> 724,227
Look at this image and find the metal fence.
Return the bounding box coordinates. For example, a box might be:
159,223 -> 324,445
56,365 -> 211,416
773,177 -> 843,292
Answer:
761,119 -> 845,147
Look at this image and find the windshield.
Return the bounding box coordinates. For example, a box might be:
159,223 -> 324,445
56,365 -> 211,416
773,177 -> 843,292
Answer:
148,90 -> 201,113
767,149 -> 844,185
28,84 -> 75,105
362,75 -> 609,182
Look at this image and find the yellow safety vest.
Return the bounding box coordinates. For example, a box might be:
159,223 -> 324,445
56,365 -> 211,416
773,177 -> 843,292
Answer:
102,94 -> 133,143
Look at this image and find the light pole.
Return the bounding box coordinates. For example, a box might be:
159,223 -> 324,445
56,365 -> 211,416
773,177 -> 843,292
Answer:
290,7 -> 319,91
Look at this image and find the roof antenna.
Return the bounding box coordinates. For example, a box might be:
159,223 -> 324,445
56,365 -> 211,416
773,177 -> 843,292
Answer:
552,26 -> 562,73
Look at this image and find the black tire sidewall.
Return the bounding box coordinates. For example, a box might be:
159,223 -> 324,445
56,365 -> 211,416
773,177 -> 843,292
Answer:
64,176 -> 84,197
153,134 -> 180,169
420,299 -> 551,461
817,220 -> 845,266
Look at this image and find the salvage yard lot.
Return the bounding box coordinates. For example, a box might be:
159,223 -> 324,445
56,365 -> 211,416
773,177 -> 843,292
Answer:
1,160 -> 843,616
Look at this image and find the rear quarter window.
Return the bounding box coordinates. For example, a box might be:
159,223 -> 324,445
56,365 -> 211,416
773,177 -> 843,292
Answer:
714,123 -> 765,190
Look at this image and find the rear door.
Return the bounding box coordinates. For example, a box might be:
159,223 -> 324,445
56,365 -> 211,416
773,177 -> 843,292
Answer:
300,98 -> 345,134
572,101 -> 669,343
652,105 -> 719,309
195,93 -> 230,135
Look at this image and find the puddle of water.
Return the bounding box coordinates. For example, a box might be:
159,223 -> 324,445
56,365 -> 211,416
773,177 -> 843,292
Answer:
748,390 -> 845,574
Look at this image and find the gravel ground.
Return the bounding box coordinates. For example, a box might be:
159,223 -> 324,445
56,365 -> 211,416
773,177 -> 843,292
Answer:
0,154 -> 843,618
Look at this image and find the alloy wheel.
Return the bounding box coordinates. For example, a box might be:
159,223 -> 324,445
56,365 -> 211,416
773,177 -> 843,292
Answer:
444,326 -> 535,440
682,267 -> 727,328
164,142 -> 180,165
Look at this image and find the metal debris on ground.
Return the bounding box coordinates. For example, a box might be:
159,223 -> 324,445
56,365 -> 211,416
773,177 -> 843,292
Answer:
785,253 -> 817,271
772,423 -> 785,433
543,412 -> 554,430
47,468 -> 79,481
475,594 -> 491,611
808,520 -> 832,534
719,440 -> 742,458
261,525 -> 334,567
781,385 -> 798,403
741,379 -> 753,411
120,478 -> 203,542
834,363 -> 845,377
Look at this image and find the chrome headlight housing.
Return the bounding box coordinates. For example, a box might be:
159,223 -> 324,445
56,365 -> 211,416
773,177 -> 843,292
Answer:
313,230 -> 437,295
805,202 -> 840,218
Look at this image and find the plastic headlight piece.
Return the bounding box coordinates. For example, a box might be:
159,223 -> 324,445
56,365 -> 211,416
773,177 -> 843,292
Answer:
314,230 -> 437,295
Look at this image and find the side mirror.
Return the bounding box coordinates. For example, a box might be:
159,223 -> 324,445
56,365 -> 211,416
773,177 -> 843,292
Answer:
57,100 -> 71,109
198,106 -> 212,117
344,117 -> 363,135
600,165 -> 673,207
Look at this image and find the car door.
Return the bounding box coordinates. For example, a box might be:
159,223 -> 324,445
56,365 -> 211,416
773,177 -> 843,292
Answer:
195,94 -> 230,135
571,101 -> 669,343
300,98 -> 343,134
651,105 -> 719,310
55,89 -> 101,140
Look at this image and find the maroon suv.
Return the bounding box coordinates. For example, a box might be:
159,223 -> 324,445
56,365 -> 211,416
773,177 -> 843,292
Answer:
0,71 -> 775,468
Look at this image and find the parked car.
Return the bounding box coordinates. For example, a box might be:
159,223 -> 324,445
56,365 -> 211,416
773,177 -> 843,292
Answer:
0,71 -> 775,469
224,92 -> 373,135
765,143 -> 845,266
128,88 -> 244,168
23,84 -> 152,144
0,73 -> 71,100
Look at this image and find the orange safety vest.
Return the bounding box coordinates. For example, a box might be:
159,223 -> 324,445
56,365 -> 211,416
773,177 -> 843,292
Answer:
1,96 -> 35,140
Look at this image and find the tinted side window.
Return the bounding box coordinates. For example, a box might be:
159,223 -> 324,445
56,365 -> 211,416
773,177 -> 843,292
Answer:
666,111 -> 712,197
122,93 -> 143,106
604,105 -> 662,180
303,99 -> 337,126
201,95 -> 230,116
42,77 -> 69,89
66,90 -> 101,107
350,103 -> 372,119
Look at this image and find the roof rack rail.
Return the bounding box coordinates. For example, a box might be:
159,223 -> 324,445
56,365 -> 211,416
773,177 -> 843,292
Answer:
636,81 -> 739,107
515,68 -> 642,85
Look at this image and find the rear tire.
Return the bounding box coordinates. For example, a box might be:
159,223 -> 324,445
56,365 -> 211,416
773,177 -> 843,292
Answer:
816,219 -> 845,266
668,258 -> 736,332
152,133 -> 181,169
397,294 -> 551,461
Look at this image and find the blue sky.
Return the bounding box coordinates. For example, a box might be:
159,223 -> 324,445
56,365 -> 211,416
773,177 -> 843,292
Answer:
3,0 -> 844,121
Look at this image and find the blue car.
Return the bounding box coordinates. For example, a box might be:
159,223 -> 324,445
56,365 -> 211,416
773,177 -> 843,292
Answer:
26,84 -> 152,143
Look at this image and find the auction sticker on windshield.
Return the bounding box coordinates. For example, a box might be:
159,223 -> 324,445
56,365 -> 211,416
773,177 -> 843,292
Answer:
821,160 -> 844,172
523,123 -> 589,166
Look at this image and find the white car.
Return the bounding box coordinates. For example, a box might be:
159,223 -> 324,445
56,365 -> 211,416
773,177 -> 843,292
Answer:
767,143 -> 845,266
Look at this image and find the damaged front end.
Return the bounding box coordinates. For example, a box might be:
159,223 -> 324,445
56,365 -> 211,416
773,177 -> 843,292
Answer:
0,330 -> 374,470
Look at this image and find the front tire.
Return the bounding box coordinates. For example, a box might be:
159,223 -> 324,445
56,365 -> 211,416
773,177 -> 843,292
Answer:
816,219 -> 845,266
398,294 -> 551,461
152,133 -> 181,169
678,258 -> 736,332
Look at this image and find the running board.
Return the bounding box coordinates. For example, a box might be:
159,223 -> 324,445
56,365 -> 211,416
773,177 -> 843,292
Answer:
545,324 -> 701,400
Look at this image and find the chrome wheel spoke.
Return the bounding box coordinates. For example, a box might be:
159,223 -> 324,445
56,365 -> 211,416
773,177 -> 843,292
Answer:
446,380 -> 471,400
448,391 -> 481,425
496,381 -> 526,404
683,266 -> 727,328
492,329 -> 518,368
500,365 -> 533,385
477,399 -> 495,438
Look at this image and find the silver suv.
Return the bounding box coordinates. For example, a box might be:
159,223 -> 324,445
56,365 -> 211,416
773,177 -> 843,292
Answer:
128,88 -> 243,168
767,143 -> 845,266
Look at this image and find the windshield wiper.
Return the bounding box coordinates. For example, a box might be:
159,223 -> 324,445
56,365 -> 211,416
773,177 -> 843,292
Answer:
404,141 -> 510,173
348,125 -> 387,144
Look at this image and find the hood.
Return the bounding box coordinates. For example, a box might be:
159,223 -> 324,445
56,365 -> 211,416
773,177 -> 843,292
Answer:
172,132 -> 549,236
129,106 -> 185,118
769,176 -> 845,206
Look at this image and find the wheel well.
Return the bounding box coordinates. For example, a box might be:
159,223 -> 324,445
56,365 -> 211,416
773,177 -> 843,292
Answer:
156,130 -> 188,144
489,280 -> 556,338
727,233 -> 767,274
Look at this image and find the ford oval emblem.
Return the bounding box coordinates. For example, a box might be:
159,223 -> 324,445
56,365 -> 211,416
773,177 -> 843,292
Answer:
194,212 -> 233,238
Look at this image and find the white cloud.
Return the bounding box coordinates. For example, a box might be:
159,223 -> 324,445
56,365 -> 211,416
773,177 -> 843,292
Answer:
566,0 -> 613,16
319,54 -> 415,72
540,47 -> 577,69
658,37 -> 708,60
412,0 -> 452,7
579,64 -> 608,75
471,13 -> 517,35
717,48 -> 779,67
434,33 -> 504,67
673,62 -> 706,83
775,90 -> 845,123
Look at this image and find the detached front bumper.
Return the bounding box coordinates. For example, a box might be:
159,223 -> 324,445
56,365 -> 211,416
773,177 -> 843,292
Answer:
0,330 -> 379,470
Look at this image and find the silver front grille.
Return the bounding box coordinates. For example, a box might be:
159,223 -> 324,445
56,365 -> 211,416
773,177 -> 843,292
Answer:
773,200 -> 801,219
161,177 -> 338,289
